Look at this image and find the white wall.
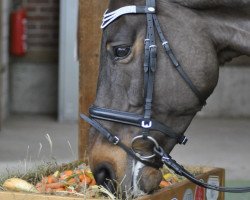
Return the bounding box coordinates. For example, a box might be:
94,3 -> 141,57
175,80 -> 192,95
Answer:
58,0 -> 79,122
199,65 -> 250,118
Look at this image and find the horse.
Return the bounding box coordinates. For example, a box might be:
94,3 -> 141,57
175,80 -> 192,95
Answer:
84,0 -> 250,196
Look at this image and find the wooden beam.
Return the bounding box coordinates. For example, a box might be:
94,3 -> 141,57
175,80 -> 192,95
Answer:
0,1 -> 3,130
78,0 -> 109,160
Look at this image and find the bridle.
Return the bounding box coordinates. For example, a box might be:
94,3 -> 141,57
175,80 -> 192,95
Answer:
81,0 -> 250,193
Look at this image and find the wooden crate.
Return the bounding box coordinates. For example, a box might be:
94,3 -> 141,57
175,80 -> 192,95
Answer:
139,167 -> 225,200
0,167 -> 225,200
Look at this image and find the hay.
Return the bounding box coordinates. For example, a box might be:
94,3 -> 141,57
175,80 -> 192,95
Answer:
0,160 -> 83,186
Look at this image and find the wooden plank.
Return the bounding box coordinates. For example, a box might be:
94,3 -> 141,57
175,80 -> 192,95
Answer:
78,0 -> 109,160
139,168 -> 225,200
0,191 -> 95,200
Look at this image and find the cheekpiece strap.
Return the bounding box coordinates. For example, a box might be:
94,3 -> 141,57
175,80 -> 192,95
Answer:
101,6 -> 155,29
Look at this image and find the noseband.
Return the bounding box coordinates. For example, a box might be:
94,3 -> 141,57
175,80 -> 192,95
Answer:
81,0 -> 250,193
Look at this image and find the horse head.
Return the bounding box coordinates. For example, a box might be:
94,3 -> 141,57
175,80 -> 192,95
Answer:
86,0 -> 250,196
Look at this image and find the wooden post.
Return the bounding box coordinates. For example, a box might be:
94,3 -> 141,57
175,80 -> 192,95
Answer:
0,1 -> 3,130
78,0 -> 109,160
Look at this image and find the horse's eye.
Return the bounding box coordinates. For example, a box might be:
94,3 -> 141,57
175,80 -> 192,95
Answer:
113,46 -> 131,59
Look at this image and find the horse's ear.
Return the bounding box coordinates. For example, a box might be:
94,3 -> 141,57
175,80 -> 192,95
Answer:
203,7 -> 250,65
171,0 -> 250,9
170,1 -> 250,64
217,50 -> 242,65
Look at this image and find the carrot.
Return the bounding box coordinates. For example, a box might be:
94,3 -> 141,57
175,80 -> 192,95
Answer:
159,180 -> 171,188
85,170 -> 94,179
64,170 -> 73,176
60,170 -> 74,180
89,178 -> 96,186
75,169 -> 83,175
59,175 -> 67,180
79,174 -> 92,184
67,178 -> 77,185
47,175 -> 57,184
46,182 -> 65,189
78,174 -> 84,181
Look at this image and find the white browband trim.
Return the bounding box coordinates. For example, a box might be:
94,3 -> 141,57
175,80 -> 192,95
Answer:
101,6 -> 137,29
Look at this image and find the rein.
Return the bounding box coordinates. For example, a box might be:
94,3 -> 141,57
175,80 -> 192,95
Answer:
81,0 -> 250,193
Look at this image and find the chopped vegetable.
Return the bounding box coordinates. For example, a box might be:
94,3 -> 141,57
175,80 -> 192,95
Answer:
3,178 -> 38,193
159,180 -> 171,188
159,165 -> 204,188
1,161 -> 204,198
33,164 -> 97,195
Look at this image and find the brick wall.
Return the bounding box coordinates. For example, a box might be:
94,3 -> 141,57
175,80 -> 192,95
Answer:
9,0 -> 59,115
12,0 -> 59,53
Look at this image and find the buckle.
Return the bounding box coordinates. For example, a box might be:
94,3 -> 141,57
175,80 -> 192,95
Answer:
141,120 -> 152,128
149,44 -> 157,49
162,41 -> 170,51
112,136 -> 120,145
147,7 -> 155,12
144,38 -> 150,45
162,41 -> 169,46
179,135 -> 188,145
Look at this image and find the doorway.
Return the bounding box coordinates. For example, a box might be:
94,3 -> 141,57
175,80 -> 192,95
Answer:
1,0 -> 79,123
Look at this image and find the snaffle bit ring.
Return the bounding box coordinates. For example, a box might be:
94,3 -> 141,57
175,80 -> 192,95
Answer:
131,135 -> 160,160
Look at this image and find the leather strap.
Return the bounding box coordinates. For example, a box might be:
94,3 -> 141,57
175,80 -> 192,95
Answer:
141,0 -> 158,139
89,106 -> 188,144
152,15 -> 206,105
80,113 -> 162,169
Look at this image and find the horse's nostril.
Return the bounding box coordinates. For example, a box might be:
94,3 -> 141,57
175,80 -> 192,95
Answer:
93,163 -> 116,193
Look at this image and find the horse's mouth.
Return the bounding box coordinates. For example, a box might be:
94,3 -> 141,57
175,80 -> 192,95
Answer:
132,160 -> 162,196
93,162 -> 117,194
91,160 -> 162,200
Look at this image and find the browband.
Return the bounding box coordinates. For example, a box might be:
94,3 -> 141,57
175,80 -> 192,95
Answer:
101,6 -> 155,29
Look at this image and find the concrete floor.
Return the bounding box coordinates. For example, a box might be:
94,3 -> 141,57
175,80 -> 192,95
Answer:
0,114 -> 250,181
0,115 -> 78,173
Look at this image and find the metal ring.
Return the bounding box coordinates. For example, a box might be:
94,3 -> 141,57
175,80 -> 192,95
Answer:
131,135 -> 159,160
